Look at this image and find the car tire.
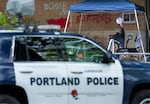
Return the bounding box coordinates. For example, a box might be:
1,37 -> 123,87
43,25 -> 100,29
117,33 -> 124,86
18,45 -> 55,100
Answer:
131,89 -> 150,104
0,94 -> 20,104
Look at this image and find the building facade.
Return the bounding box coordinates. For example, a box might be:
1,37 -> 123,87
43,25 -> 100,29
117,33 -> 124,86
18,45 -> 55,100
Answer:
0,0 -> 150,50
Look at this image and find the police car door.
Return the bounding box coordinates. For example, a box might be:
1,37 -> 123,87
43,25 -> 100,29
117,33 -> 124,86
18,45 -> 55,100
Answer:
13,36 -> 68,104
64,37 -> 124,104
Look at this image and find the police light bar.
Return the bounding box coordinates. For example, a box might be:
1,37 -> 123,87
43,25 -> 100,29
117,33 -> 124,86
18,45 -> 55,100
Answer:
0,25 -> 61,33
38,25 -> 60,31
16,25 -> 61,32
0,30 -> 23,33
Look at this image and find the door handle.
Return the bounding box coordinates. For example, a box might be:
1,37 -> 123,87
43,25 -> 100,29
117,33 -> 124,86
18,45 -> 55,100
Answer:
19,71 -> 33,74
71,72 -> 83,74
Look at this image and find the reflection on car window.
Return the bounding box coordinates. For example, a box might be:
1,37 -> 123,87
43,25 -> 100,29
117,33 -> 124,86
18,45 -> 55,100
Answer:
14,36 -> 105,63
64,38 -> 105,63
0,37 -> 12,62
14,36 -> 68,61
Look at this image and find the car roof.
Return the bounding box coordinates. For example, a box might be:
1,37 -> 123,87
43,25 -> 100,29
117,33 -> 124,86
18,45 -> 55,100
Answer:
0,25 -> 86,38
0,30 -> 83,37
0,30 -> 107,49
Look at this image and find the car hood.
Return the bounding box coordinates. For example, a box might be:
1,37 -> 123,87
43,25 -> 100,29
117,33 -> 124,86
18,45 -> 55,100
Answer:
120,60 -> 150,69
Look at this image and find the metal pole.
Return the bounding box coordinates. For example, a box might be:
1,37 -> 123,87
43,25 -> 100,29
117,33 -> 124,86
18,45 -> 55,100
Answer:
134,9 -> 147,62
64,11 -> 70,32
79,13 -> 83,34
144,12 -> 150,51
144,12 -> 150,38
134,9 -> 140,31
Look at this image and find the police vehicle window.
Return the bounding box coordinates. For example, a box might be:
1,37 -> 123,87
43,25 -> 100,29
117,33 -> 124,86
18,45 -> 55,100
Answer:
14,36 -> 68,61
0,37 -> 12,62
64,38 -> 105,63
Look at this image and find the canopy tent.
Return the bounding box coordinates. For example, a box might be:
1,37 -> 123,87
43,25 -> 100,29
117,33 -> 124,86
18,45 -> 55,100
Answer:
64,0 -> 147,32
64,0 -> 147,31
69,0 -> 145,12
64,0 -> 150,62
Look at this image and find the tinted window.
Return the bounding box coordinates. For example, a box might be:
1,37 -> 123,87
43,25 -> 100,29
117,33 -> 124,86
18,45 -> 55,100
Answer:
14,36 -> 105,63
64,38 -> 105,63
14,36 -> 68,61
0,37 -> 12,62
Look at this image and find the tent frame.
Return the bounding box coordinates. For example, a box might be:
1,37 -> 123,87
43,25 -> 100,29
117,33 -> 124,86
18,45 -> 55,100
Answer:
64,1 -> 150,62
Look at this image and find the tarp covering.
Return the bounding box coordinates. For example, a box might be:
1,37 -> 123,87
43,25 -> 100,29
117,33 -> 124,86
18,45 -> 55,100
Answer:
6,0 -> 35,16
70,0 -> 145,12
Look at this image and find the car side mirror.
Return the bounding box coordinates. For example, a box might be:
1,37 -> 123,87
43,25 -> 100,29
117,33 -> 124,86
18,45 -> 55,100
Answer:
125,34 -> 133,48
101,54 -> 114,64
128,34 -> 133,40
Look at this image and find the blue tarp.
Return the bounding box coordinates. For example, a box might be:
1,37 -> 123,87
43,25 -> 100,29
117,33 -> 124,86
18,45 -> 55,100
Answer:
70,0 -> 145,12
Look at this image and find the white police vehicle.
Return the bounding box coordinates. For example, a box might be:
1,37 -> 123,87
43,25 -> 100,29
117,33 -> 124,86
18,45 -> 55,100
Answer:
0,26 -> 150,104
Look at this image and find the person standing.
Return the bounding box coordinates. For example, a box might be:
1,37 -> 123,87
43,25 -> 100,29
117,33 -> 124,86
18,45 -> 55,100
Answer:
113,23 -> 125,48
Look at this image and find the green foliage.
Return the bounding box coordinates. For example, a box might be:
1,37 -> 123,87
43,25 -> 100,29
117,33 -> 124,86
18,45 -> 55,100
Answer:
0,12 -> 8,26
0,12 -> 19,30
